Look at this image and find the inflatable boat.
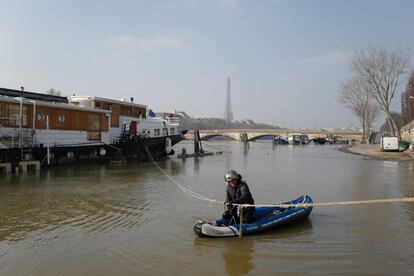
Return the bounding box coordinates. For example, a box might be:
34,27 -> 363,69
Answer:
194,195 -> 313,238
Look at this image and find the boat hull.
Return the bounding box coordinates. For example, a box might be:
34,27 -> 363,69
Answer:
0,133 -> 185,165
194,195 -> 313,238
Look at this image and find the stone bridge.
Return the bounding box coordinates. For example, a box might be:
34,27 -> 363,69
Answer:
185,129 -> 363,142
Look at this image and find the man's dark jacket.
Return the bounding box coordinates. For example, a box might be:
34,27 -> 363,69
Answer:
224,180 -> 255,223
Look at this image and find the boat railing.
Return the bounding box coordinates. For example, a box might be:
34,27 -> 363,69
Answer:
148,117 -> 179,126
0,118 -> 17,148
164,117 -> 180,125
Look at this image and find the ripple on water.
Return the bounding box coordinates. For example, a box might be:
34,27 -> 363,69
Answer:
1,143 -> 414,274
0,184 -> 155,242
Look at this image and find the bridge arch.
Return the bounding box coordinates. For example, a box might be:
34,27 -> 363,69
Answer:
201,134 -> 238,141
248,134 -> 283,141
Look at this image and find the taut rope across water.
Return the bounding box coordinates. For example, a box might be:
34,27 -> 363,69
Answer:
148,152 -> 414,208
144,145 -> 414,209
144,145 -> 414,237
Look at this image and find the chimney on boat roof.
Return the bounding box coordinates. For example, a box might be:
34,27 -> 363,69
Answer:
130,97 -> 134,103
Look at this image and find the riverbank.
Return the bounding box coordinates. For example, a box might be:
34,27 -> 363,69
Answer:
339,144 -> 414,161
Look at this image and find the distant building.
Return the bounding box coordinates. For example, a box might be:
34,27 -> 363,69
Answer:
224,77 -> 234,122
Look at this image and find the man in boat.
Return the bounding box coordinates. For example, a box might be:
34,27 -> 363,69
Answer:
222,170 -> 255,224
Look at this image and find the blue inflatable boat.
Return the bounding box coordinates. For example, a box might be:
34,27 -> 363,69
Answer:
194,195 -> 313,238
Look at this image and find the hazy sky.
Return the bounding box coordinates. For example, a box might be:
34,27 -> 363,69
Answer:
1,0 -> 413,129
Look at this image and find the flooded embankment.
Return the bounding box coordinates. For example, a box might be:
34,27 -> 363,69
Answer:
1,141 -> 413,275
340,144 -> 414,161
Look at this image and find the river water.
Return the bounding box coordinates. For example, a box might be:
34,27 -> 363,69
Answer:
0,141 -> 413,275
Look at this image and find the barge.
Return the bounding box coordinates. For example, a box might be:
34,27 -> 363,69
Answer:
0,88 -> 185,167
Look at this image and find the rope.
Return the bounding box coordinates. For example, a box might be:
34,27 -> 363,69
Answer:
143,144 -> 224,205
102,142 -> 121,151
231,197 -> 414,208
142,142 -> 414,209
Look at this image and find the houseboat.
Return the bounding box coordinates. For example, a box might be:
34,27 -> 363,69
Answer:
0,88 -> 185,166
67,96 -> 185,158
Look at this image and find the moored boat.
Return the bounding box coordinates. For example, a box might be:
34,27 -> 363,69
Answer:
301,134 -> 310,144
194,195 -> 313,238
311,137 -> 327,144
0,87 -> 185,165
273,135 -> 289,144
288,133 -> 302,145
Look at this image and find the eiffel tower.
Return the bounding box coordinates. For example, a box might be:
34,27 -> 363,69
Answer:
224,77 -> 234,122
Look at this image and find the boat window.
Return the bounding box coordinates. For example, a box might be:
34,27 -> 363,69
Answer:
0,103 -> 5,125
120,106 -> 132,116
7,104 -> 27,126
36,113 -> 45,121
132,108 -> 141,117
95,101 -> 101,108
162,128 -> 167,136
58,114 -> 65,124
87,113 -> 100,131
170,127 -> 175,134
78,100 -> 92,108
154,129 -> 160,136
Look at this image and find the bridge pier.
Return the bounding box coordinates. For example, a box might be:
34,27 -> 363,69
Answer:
240,133 -> 249,142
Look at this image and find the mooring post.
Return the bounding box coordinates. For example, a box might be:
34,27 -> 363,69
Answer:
194,130 -> 200,154
197,131 -> 204,153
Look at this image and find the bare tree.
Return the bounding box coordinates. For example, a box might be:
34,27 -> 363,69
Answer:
380,111 -> 403,134
365,103 -> 380,137
340,77 -> 380,143
351,46 -> 409,139
401,92 -> 410,125
46,88 -> 62,96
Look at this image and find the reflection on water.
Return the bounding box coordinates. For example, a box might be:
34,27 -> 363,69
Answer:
193,237 -> 254,276
1,142 -> 414,274
0,160 -> 185,242
222,239 -> 254,276
192,217 -> 313,276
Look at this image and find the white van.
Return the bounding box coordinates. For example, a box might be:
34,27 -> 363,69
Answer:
380,137 -> 399,152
